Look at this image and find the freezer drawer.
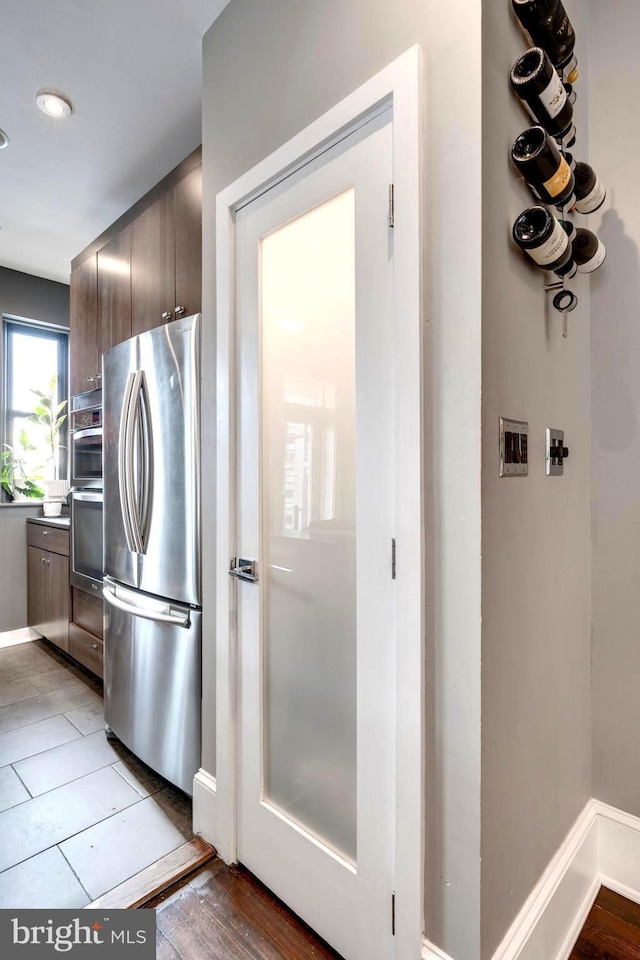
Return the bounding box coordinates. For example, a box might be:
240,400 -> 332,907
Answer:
103,577 -> 201,795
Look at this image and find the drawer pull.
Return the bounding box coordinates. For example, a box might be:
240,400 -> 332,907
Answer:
42,530 -> 48,536
91,643 -> 99,651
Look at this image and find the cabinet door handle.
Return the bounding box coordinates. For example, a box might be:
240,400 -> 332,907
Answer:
161,311 -> 172,320
40,556 -> 47,563
87,376 -> 96,383
95,373 -> 102,381
174,306 -> 185,317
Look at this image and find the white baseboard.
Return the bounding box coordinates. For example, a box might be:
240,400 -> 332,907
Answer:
422,798 -> 640,960
595,799 -> 640,900
422,941 -> 455,960
422,940 -> 455,960
0,627 -> 40,650
192,768 -> 217,845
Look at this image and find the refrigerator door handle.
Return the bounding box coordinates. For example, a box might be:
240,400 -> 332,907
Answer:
103,582 -> 191,628
136,372 -> 154,552
118,372 -> 138,553
124,370 -> 145,553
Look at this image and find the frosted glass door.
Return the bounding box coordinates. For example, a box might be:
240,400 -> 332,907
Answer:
261,189 -> 357,862
235,108 -> 395,960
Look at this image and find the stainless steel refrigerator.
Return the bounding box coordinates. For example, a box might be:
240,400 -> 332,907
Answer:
102,314 -> 201,795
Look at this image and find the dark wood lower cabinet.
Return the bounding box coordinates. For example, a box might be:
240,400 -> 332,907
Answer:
69,623 -> 103,679
27,546 -> 49,642
27,542 -> 69,654
71,587 -> 103,639
26,521 -> 103,677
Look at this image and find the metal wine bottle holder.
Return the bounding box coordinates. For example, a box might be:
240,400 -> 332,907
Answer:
544,129 -> 578,338
511,89 -> 578,338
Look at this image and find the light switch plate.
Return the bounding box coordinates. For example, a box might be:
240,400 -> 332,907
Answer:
546,427 -> 565,476
499,418 -> 528,477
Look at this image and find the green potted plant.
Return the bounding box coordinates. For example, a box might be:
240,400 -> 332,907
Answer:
1,431 -> 44,501
28,374 -> 68,482
28,374 -> 69,512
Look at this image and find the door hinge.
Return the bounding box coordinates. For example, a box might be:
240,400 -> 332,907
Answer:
391,892 -> 396,936
388,183 -> 395,228
391,538 -> 397,580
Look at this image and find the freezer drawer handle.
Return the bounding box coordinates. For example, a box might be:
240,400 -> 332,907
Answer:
103,584 -> 191,627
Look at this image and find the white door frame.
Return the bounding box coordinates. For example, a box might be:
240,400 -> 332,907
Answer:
214,45 -> 424,960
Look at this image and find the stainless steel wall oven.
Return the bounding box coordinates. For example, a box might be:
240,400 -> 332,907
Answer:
70,388 -> 102,487
70,488 -> 103,596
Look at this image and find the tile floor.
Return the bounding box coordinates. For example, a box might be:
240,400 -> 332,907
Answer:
0,638 -> 193,908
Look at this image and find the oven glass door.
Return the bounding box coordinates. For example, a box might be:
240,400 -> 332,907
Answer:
71,492 -> 104,591
72,428 -> 103,484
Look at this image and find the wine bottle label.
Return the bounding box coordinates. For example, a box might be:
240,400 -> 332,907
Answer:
576,238 -> 606,273
543,157 -> 572,198
539,70 -> 567,119
574,176 -> 606,214
526,218 -> 569,267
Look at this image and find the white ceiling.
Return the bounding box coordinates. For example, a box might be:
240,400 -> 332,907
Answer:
0,0 -> 231,284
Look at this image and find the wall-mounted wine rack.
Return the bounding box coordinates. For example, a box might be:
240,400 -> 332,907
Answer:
509,0 -> 607,339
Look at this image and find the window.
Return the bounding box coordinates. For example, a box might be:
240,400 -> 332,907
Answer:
2,317 -> 69,500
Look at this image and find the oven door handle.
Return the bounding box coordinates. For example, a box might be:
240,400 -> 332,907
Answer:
72,427 -> 102,440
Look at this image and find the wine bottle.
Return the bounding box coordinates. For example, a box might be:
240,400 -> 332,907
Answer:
513,206 -> 577,277
511,126 -> 575,207
564,82 -> 576,106
573,161 -> 606,214
512,0 -> 578,82
559,221 -> 606,273
511,47 -> 575,142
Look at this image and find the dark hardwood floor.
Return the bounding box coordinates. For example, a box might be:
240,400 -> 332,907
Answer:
152,860 -> 343,960
570,886 -> 640,959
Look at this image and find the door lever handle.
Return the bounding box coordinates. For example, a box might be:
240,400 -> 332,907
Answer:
229,558 -> 258,583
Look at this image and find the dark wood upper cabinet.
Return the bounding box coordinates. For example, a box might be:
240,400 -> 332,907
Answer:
69,254 -> 99,396
131,190 -> 175,337
98,225 -> 132,357
174,165 -> 202,319
72,148 -> 201,353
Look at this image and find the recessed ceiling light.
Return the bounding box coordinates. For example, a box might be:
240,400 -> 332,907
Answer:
0,129 -> 9,149
36,92 -> 72,118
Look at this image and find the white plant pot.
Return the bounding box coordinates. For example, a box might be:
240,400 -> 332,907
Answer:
43,480 -> 69,501
42,501 -> 63,517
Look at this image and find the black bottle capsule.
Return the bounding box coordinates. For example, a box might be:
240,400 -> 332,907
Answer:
513,206 -> 577,277
511,126 -> 575,208
511,47 -> 575,142
512,0 -> 578,82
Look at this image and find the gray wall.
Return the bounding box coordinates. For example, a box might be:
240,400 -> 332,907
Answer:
589,0 -> 640,815
0,267 -> 70,631
0,505 -> 42,631
202,1 -> 483,957
480,0 -> 592,955
0,266 -> 70,328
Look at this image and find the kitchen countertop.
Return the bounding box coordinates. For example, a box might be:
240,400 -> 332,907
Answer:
27,515 -> 70,528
